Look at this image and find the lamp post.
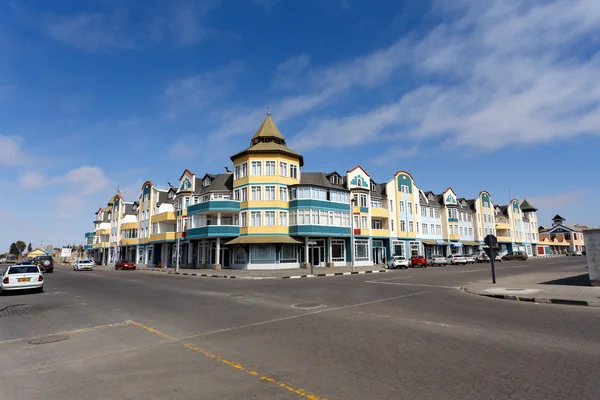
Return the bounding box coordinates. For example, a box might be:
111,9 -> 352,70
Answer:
174,202 -> 180,274
350,196 -> 357,272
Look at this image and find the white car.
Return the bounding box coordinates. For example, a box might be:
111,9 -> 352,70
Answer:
463,255 -> 475,264
1,265 -> 44,293
387,256 -> 409,269
73,259 -> 94,271
447,255 -> 467,265
428,256 -> 447,266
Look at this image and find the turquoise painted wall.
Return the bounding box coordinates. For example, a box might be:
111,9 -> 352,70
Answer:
188,200 -> 241,214
289,199 -> 350,211
396,173 -> 413,194
289,225 -> 351,236
186,226 -> 240,238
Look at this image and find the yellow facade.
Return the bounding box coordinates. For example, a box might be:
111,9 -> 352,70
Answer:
121,222 -> 139,230
121,238 -> 138,246
93,242 -> 110,249
371,208 -> 389,218
148,232 -> 176,242
151,212 -> 176,223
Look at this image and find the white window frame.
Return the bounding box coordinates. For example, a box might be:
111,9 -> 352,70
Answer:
250,211 -> 261,226
279,211 -> 288,226
250,186 -> 261,201
264,185 -> 276,200
264,211 -> 276,226
251,161 -> 262,176
265,161 -> 276,176
279,186 -> 288,201
290,164 -> 298,179
279,161 -> 288,177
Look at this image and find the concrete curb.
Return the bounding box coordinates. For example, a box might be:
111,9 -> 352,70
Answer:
140,268 -> 388,280
461,286 -> 600,308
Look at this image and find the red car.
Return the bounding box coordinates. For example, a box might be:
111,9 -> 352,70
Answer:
115,259 -> 136,270
410,255 -> 427,268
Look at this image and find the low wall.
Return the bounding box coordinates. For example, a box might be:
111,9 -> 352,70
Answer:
583,229 -> 600,287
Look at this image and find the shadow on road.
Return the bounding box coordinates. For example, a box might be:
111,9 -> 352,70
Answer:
541,273 -> 592,287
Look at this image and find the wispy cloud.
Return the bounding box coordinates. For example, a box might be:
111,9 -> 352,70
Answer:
164,60 -> 244,119
287,0 -> 600,151
272,54 -> 311,90
0,135 -> 27,166
151,0 -> 220,46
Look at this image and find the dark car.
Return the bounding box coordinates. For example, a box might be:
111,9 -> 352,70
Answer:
501,251 -> 528,261
34,256 -> 54,273
115,259 -> 136,270
18,258 -> 34,265
410,255 -> 427,268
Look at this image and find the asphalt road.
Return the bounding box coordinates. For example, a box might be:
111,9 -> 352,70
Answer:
1,257 -> 598,400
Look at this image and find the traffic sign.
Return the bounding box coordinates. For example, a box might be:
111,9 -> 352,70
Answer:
483,234 -> 498,284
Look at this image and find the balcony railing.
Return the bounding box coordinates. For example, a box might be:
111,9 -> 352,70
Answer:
188,200 -> 241,214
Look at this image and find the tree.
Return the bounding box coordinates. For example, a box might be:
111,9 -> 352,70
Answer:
9,243 -> 18,255
15,241 -> 26,256
27,243 -> 32,253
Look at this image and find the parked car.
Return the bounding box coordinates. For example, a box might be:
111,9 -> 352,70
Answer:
1,265 -> 44,294
427,256 -> 447,266
570,251 -> 583,256
73,259 -> 94,271
387,256 -> 409,269
115,259 -> 136,270
447,254 -> 467,265
475,253 -> 490,263
463,255 -> 476,264
17,258 -> 34,265
34,255 -> 54,273
409,255 -> 427,268
494,254 -> 502,262
6,255 -> 17,264
501,251 -> 528,261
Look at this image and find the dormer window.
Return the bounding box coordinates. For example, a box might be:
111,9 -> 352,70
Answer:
371,182 -> 376,191
203,178 -> 211,187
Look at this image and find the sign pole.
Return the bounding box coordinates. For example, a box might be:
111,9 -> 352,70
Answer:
490,250 -> 496,284
484,234 -> 498,284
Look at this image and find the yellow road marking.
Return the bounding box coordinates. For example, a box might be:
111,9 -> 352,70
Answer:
124,321 -> 327,399
184,344 -> 327,400
127,320 -> 177,340
0,321 -> 131,345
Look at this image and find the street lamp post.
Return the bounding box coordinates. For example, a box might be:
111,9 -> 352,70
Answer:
175,203 -> 180,274
350,197 -> 357,272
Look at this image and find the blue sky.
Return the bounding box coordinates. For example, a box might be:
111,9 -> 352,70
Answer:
1,0 -> 599,251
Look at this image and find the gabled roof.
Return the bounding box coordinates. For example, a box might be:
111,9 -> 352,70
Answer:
346,165 -> 370,176
495,205 -> 508,216
457,197 -> 470,210
423,191 -> 441,207
520,199 -> 537,211
124,203 -> 134,215
230,142 -> 303,166
552,214 -> 565,221
371,182 -> 387,198
197,173 -> 233,194
179,169 -> 195,181
466,199 -> 476,210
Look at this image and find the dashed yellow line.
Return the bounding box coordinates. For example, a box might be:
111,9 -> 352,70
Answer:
184,343 -> 326,400
127,320 -> 177,340
125,321 -> 326,399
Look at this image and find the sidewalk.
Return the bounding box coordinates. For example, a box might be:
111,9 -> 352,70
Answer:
462,270 -> 600,308
136,265 -> 388,279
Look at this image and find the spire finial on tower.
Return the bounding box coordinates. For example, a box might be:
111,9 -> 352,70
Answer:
267,105 -> 271,116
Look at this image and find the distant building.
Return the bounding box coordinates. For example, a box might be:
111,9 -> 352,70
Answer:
538,215 -> 586,254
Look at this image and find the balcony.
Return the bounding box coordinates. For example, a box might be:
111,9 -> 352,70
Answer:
497,235 -> 512,243
289,199 -> 349,211
289,225 -> 350,237
370,208 -> 389,218
84,244 -> 93,250
495,222 -> 511,230
85,232 -> 95,238
371,228 -> 389,238
186,225 -> 240,238
96,228 -> 110,235
92,242 -> 109,249
120,238 -> 139,246
188,200 -> 241,214
151,212 -> 176,223
148,232 -> 176,242
121,222 -> 139,230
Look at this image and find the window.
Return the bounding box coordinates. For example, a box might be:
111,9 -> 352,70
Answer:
435,209 -> 440,218
360,194 -> 368,207
193,196 -> 199,205
251,161 -> 261,176
421,206 -> 427,216
355,240 -> 369,261
251,244 -> 275,263
409,221 -> 414,232
264,186 -> 276,200
430,224 -> 435,234
264,211 -> 276,226
250,186 -> 261,201
436,225 -> 441,235
423,224 -> 428,234
372,219 -> 383,230
290,164 -> 298,179
371,199 -> 382,208
400,201 -> 405,212
290,188 -> 297,200
331,240 -> 346,262
241,162 -> 247,177
468,214 -> 472,222
241,187 -> 248,202
265,161 -> 276,175
469,228 -> 473,236
185,197 -> 190,209
400,220 -> 406,231
203,178 -> 210,187
279,211 -> 288,226
353,215 -> 359,229
391,220 -> 395,231
401,185 -> 409,193
408,202 -> 413,214
279,161 -> 288,176
152,223 -> 158,235
389,200 -> 393,211
280,244 -> 296,263
429,208 -> 434,218
330,191 -> 349,204
279,186 -> 288,201
460,227 -> 463,235
234,165 -> 240,180
361,216 -> 368,229
233,189 -> 240,201
250,211 -> 261,226
416,222 -> 420,233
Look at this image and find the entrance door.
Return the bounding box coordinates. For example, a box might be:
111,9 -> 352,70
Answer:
310,247 -> 320,267
221,248 -> 231,268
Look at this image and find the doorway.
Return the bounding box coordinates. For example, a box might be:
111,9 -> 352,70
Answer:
222,248 -> 231,268
310,246 -> 321,267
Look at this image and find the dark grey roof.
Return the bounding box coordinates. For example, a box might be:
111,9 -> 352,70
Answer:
522,215 -> 530,222
156,190 -> 170,206
466,199 -> 476,210
372,183 -> 387,199
418,191 -> 428,205
457,198 -> 471,210
297,172 -> 348,190
423,191 -> 441,207
197,173 -> 233,194
496,205 -> 508,216
124,203 -> 134,215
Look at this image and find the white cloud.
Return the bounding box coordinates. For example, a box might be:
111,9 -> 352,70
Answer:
19,171 -> 46,188
44,10 -> 134,53
0,135 -> 27,166
528,190 -> 590,209
60,166 -> 111,195
151,0 -> 220,46
273,54 -> 311,89
286,0 -> 600,151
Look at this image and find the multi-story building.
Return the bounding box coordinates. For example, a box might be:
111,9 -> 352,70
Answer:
86,112 -> 548,268
538,215 -> 586,255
